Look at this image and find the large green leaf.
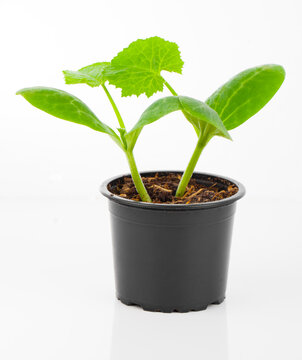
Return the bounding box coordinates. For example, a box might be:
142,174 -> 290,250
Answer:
63,62 -> 110,87
131,96 -> 181,128
127,96 -> 231,149
16,87 -> 120,141
206,64 -> 285,130
103,37 -> 184,97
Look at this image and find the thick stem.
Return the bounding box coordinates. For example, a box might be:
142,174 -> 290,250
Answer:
126,151 -> 151,202
163,78 -> 203,196
101,84 -> 126,129
175,135 -> 209,197
101,84 -> 150,201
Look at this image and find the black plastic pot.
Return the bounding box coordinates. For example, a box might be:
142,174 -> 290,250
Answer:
101,171 -> 245,313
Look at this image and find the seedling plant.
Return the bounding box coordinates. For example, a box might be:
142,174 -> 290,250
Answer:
17,37 -> 285,202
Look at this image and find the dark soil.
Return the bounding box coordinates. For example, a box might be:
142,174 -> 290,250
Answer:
108,172 -> 238,204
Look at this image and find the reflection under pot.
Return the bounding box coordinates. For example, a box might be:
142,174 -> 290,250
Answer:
110,300 -> 229,360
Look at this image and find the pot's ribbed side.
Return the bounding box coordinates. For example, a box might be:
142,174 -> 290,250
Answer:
101,171 -> 245,312
108,200 -> 237,312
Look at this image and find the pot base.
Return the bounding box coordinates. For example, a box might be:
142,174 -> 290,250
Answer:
117,295 -> 225,313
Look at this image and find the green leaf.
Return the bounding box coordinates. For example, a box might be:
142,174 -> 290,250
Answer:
206,64 -> 285,130
131,96 -> 181,127
179,96 -> 231,139
103,36 -> 184,97
63,62 -> 110,87
16,87 -> 120,140
128,96 -> 231,148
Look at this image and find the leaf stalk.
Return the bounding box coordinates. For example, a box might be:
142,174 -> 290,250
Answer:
162,79 -> 178,96
101,84 -> 126,129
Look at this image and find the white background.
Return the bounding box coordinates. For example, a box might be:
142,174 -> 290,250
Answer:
1,0 -> 302,359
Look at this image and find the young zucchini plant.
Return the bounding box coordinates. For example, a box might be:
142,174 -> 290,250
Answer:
104,37 -> 285,197
17,36 -> 285,202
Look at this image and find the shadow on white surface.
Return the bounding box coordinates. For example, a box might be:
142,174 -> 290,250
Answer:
110,300 -> 229,360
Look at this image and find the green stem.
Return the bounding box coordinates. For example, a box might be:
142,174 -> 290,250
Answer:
100,84 -> 150,202
101,84 -> 150,202
162,79 -> 178,96
175,135 -> 209,197
101,84 -> 126,129
163,78 -> 212,196
126,151 -> 151,202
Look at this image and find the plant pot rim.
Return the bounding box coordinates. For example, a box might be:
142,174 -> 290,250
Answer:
100,170 -> 246,210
